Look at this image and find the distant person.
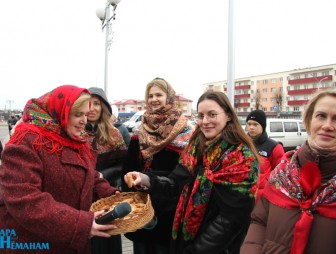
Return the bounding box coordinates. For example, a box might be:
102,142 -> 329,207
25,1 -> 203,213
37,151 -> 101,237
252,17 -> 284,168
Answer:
125,90 -> 260,254
241,89 -> 336,254
7,113 -> 17,136
121,77 -> 194,254
86,87 -> 127,254
246,109 -> 284,200
0,85 -> 119,254
111,105 -> 131,147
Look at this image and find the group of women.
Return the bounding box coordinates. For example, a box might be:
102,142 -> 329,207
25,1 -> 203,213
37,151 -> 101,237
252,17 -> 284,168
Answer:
0,79 -> 335,254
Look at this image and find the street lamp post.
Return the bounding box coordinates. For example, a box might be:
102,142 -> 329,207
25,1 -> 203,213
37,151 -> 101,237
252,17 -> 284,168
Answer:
96,0 -> 122,97
318,77 -> 329,91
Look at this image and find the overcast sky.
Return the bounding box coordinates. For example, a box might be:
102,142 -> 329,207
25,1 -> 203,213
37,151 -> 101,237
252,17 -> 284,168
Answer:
1,0 -> 335,110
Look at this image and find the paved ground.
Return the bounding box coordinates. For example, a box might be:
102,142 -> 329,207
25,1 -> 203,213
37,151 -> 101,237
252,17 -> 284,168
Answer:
122,235 -> 133,254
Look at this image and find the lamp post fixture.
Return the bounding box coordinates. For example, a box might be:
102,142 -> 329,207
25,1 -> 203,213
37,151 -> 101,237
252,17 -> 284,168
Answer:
96,0 -> 122,97
318,76 -> 329,91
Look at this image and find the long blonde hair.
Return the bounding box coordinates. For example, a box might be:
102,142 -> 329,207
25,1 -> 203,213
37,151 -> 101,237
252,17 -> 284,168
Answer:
94,101 -> 116,145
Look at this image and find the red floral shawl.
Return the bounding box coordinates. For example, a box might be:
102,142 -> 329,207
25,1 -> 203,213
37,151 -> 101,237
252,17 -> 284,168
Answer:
8,85 -> 92,157
263,149 -> 336,254
172,137 -> 259,241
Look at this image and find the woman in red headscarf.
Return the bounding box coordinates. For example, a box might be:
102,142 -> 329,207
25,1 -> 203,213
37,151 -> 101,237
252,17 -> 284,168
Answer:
0,85 -> 119,254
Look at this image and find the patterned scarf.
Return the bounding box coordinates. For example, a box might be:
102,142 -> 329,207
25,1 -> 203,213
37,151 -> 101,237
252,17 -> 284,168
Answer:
8,85 -> 92,158
138,82 -> 190,159
263,148 -> 336,254
86,124 -> 126,154
172,137 -> 259,241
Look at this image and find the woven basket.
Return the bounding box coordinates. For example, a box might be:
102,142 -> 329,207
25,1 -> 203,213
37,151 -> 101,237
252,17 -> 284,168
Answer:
90,192 -> 154,235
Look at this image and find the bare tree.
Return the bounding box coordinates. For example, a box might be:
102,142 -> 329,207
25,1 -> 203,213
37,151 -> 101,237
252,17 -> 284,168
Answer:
274,87 -> 284,117
254,91 -> 262,109
274,88 -> 284,112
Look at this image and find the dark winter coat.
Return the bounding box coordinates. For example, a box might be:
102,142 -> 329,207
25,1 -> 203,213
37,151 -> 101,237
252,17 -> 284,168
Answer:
240,195 -> 336,254
145,162 -> 254,254
121,136 -> 181,247
114,121 -> 131,148
0,133 -> 117,254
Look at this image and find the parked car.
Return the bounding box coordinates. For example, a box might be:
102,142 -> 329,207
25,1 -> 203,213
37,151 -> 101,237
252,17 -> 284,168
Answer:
123,110 -> 145,132
266,118 -> 307,151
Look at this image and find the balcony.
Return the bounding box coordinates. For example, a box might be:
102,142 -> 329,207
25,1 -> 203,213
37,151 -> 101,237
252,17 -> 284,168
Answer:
235,94 -> 250,99
287,88 -> 318,95
235,85 -> 250,90
288,75 -> 332,85
287,100 -> 309,106
236,102 -> 250,107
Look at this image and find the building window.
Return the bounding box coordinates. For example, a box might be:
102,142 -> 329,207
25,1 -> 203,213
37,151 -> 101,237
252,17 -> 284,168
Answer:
251,81 -> 254,85
262,107 -> 267,111
263,80 -> 268,84
294,75 -> 300,80
294,106 -> 300,112
271,87 -> 277,93
280,77 -> 283,82
271,78 -> 276,83
294,85 -> 300,90
262,98 -> 267,102
280,87 -> 283,92
322,71 -> 329,76
262,88 -> 267,93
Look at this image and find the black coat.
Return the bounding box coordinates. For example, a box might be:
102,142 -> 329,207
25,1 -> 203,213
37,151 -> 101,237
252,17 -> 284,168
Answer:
121,135 -> 181,247
147,163 -> 254,254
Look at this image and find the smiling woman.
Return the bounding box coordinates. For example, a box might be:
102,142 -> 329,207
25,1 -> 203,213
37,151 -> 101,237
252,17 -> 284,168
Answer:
241,89 -> 336,254
0,85 -> 120,254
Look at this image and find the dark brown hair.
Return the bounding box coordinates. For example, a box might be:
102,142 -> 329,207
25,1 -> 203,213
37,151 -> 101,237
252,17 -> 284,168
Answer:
186,91 -> 259,159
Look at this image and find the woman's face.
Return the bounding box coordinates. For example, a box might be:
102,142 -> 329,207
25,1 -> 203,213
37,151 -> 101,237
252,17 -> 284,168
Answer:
310,95 -> 336,150
197,99 -> 231,139
87,96 -> 102,123
67,100 -> 90,138
147,85 -> 167,111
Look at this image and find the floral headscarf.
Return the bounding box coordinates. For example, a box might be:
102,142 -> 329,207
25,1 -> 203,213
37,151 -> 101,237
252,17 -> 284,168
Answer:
8,85 -> 91,156
172,137 -> 259,241
138,78 -> 190,159
263,148 -> 336,254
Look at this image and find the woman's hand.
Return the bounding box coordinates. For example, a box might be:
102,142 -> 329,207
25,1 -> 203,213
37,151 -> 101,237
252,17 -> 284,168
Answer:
89,210 -> 118,238
124,172 -> 150,190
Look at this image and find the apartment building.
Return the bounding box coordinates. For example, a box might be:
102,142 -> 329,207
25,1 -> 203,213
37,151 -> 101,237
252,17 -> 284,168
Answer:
203,63 -> 336,120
